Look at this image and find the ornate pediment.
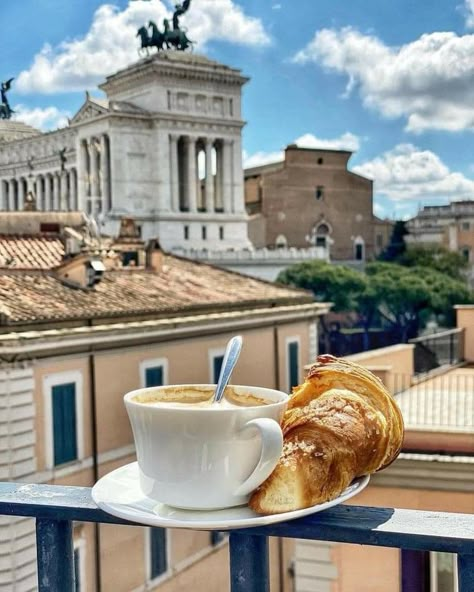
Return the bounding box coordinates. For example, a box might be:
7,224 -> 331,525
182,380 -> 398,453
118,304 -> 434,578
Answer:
70,94 -> 109,125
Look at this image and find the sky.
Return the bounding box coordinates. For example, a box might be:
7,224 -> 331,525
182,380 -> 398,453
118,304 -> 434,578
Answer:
1,0 -> 474,219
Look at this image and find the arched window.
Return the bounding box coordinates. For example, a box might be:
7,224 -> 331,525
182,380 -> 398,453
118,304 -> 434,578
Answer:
354,236 -> 365,261
275,234 -> 288,248
315,223 -> 330,248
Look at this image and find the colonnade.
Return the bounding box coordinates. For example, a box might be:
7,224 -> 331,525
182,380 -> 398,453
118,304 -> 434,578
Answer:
0,169 -> 78,211
170,135 -> 240,214
78,135 -> 111,216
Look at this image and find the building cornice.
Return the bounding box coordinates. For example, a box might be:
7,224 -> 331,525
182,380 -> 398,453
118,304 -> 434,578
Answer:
371,453 -> 474,493
0,303 -> 329,360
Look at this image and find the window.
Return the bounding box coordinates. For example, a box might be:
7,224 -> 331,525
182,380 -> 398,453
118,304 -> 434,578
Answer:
219,226 -> 224,240
315,185 -> 324,200
202,225 -> 207,240
122,251 -> 139,267
355,244 -> 363,260
213,355 -> 224,383
287,339 -> 300,391
317,157 -> 324,165
149,528 -> 168,581
44,371 -> 83,469
376,233 -> 383,248
209,348 -> 225,383
430,552 -> 458,592
462,221 -> 470,231
52,383 -> 77,466
229,98 -> 234,117
316,236 -> 326,248
140,359 -> 168,388
184,225 -> 189,240
462,247 -> 470,262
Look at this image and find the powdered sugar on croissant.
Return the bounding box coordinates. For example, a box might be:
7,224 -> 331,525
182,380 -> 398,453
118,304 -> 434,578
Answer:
249,355 -> 404,514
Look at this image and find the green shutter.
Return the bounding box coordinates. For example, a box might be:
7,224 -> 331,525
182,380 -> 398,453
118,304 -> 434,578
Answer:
288,342 -> 299,390
145,366 -> 164,387
150,528 -> 167,579
52,383 -> 77,466
213,355 -> 224,383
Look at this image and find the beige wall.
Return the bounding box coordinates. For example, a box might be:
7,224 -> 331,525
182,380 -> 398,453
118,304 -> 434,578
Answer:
331,483 -> 473,592
347,344 -> 414,394
31,318 -> 311,592
456,306 -> 474,362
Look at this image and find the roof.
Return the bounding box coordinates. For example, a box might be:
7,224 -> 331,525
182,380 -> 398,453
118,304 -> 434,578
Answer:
0,235 -> 65,270
0,253 -> 312,325
395,366 -> 474,433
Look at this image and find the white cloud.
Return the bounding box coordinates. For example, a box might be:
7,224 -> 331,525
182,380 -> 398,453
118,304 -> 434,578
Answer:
16,0 -> 270,94
243,131 -> 361,168
294,27 -> 474,133
466,0 -> 474,27
12,105 -> 70,130
272,4 -> 282,10
353,144 -> 474,202
294,132 -> 360,152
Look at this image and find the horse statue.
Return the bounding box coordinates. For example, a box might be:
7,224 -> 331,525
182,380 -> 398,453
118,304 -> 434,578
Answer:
163,18 -> 194,51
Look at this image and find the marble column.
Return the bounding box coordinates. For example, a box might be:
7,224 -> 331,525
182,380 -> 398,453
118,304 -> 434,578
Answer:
205,138 -> 215,212
90,139 -> 99,199
18,179 -> 25,211
185,136 -> 197,213
231,136 -> 245,214
44,175 -> 51,211
100,135 -> 110,211
222,139 -> 233,214
170,135 -> 180,212
70,170 -> 77,210
53,175 -> 60,210
9,180 -> 16,210
215,141 -> 223,211
77,140 -> 88,211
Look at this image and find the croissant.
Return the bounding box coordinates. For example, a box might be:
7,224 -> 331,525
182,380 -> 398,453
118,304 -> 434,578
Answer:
249,355 -> 404,514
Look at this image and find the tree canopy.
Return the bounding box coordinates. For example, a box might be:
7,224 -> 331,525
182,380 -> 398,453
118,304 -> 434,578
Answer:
277,259 -> 473,342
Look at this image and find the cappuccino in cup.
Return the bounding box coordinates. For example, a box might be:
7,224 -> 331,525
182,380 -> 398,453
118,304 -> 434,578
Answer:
125,384 -> 288,510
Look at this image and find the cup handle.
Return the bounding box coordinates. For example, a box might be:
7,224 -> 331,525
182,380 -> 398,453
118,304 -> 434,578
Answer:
233,417 -> 283,497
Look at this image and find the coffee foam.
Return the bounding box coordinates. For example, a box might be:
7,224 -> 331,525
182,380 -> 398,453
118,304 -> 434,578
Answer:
133,386 -> 272,408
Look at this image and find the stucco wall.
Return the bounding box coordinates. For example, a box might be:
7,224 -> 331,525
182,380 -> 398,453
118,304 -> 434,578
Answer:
455,305 -> 474,362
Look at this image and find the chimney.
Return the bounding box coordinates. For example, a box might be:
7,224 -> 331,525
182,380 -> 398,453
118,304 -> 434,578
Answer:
146,239 -> 163,272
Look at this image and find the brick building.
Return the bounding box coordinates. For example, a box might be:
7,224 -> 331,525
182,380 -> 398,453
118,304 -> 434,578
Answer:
245,145 -> 392,262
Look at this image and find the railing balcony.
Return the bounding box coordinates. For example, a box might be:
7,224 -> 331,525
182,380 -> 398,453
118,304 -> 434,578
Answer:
409,328 -> 465,375
0,482 -> 473,591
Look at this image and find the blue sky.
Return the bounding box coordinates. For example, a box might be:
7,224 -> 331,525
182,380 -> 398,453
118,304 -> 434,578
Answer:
2,0 -> 474,219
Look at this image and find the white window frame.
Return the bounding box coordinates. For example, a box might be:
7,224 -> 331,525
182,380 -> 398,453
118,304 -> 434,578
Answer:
145,527 -> 171,586
139,358 -> 169,389
73,536 -> 86,592
430,551 -> 458,592
285,336 -> 301,393
43,370 -> 84,470
208,347 -> 226,384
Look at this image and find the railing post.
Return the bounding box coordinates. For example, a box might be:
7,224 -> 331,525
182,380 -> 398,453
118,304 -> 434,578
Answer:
229,533 -> 270,592
36,518 -> 75,591
458,554 -> 474,592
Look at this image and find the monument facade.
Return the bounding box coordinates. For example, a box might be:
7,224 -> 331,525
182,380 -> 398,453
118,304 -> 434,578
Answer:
0,51 -> 251,252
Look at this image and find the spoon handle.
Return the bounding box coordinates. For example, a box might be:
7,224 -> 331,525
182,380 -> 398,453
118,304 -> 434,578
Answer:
213,335 -> 243,403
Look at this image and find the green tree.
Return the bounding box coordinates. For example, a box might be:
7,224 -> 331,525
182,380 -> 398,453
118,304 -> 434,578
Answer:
378,220 -> 408,262
277,260 -> 366,311
398,245 -> 468,281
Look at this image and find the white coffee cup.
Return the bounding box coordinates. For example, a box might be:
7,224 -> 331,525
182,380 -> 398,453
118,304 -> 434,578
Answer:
124,384 -> 288,510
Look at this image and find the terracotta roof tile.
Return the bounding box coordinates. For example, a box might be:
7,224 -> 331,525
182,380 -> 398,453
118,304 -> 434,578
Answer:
0,235 -> 65,270
0,254 -> 311,325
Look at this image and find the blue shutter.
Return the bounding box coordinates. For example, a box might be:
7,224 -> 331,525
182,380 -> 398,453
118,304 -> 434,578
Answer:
145,366 -> 164,387
150,528 -> 167,579
213,355 -> 224,383
52,383 -> 77,466
288,342 -> 299,390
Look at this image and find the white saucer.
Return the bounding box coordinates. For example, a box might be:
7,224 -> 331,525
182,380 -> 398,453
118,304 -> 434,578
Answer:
92,462 -> 369,530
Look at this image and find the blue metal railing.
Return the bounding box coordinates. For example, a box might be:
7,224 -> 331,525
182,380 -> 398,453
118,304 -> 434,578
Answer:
0,481 -> 473,591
